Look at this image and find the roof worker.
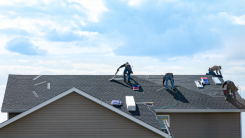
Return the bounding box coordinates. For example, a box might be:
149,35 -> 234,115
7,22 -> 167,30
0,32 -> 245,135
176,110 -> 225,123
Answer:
222,80 -> 238,100
163,73 -> 176,91
117,62 -> 133,83
206,68 -> 216,76
209,65 -> 222,76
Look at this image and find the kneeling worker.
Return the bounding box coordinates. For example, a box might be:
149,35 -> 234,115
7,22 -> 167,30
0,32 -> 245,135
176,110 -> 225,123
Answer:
222,80 -> 238,100
209,65 -> 222,76
206,68 -> 216,76
117,62 -> 133,83
163,73 -> 176,91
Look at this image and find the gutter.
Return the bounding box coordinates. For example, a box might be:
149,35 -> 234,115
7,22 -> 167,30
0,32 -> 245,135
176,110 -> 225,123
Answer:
4,109 -> 245,113
1,109 -> 27,113
155,109 -> 245,113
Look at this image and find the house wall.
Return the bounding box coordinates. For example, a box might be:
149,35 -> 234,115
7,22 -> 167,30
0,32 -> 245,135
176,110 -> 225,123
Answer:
157,112 -> 241,138
0,92 -> 163,138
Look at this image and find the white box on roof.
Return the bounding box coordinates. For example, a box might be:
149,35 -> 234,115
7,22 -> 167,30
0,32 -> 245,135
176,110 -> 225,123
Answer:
212,77 -> 222,85
194,81 -> 203,88
125,96 -> 136,111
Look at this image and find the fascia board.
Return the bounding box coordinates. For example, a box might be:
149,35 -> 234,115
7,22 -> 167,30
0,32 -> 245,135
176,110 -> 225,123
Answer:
0,87 -> 170,138
155,109 -> 245,113
1,109 -> 27,113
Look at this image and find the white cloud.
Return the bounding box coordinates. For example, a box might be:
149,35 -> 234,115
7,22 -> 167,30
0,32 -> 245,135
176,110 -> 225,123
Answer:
0,14 -> 62,36
206,12 -> 245,26
226,67 -> 245,74
127,0 -> 147,6
124,0 -> 180,8
68,0 -> 108,22
73,31 -> 98,37
12,59 -> 29,62
218,12 -> 245,25
0,0 -> 37,6
0,65 -> 99,75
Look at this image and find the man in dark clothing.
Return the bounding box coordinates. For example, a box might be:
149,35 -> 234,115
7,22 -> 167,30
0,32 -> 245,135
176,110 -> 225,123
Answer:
222,80 -> 238,100
162,73 -> 176,91
117,62 -> 133,83
206,68 -> 216,76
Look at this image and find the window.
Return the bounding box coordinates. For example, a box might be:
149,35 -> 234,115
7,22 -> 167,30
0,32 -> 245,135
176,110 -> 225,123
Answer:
157,115 -> 170,132
157,115 -> 170,127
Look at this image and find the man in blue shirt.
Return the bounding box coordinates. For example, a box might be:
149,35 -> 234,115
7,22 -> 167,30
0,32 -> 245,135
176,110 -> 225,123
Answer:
163,73 -> 176,91
117,62 -> 133,83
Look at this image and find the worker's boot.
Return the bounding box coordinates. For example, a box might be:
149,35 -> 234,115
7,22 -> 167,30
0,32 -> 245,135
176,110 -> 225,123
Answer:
124,79 -> 126,82
225,96 -> 228,100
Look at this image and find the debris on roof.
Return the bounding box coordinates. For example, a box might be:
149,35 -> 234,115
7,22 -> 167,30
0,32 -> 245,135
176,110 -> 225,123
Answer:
32,91 -> 38,97
34,81 -> 46,86
33,75 -> 42,80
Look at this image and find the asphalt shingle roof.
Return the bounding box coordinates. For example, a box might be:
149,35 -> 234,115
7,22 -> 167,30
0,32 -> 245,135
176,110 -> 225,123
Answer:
2,74 -> 245,130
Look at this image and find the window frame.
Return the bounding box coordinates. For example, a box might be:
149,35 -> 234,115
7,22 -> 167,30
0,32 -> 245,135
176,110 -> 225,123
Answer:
157,115 -> 170,127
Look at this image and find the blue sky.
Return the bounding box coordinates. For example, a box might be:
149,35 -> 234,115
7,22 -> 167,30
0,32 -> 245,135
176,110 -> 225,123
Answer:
0,0 -> 245,136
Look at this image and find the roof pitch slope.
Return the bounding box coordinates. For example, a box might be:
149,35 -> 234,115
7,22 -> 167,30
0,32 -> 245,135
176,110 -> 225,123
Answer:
1,75 -> 164,133
137,75 -> 245,110
137,75 -> 226,96
0,87 -> 169,138
2,75 -> 245,113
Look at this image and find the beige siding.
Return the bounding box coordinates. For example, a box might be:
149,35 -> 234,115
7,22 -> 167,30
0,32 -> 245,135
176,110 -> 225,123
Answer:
157,113 -> 241,138
0,92 -> 163,138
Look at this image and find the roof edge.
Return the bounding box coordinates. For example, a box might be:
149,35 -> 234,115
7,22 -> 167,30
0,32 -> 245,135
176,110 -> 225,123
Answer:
0,87 -> 170,138
1,109 -> 26,113
155,109 -> 245,113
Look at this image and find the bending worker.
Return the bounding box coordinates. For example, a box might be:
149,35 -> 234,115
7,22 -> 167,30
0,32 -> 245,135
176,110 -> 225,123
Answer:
222,80 -> 238,100
117,62 -> 133,83
163,73 -> 176,91
206,68 -> 216,76
209,65 -> 222,76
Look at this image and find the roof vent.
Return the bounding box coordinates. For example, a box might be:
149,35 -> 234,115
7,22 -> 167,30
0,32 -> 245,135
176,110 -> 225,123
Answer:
47,83 -> 50,89
126,96 -> 136,111
212,77 -> 221,85
194,81 -> 203,88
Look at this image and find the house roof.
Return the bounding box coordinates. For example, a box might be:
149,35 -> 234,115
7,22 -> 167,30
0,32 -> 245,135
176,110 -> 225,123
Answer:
2,75 -> 245,112
0,87 -> 170,138
1,74 -> 245,136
